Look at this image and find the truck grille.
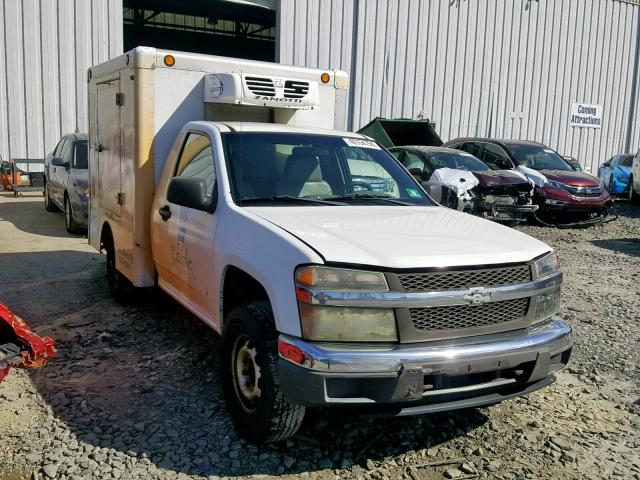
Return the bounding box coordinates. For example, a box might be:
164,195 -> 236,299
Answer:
245,76 -> 275,97
397,264 -> 531,292
410,298 -> 529,332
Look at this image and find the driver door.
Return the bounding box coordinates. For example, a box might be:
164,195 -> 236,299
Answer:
153,131 -> 219,322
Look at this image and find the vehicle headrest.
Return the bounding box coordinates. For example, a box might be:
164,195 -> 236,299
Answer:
284,151 -> 323,182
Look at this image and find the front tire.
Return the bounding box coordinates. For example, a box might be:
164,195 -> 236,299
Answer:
103,231 -> 134,303
64,194 -> 83,234
44,183 -> 58,212
629,175 -> 640,204
608,176 -> 616,196
221,301 -> 305,443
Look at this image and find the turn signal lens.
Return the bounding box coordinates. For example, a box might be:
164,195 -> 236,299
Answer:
295,266 -> 388,291
164,55 -> 175,67
533,252 -> 560,278
320,72 -> 330,84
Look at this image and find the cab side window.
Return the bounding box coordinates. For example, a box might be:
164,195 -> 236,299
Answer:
389,150 -> 403,160
54,138 -> 68,157
60,138 -> 74,164
175,132 -> 217,197
481,144 -> 512,170
458,142 -> 483,158
401,151 -> 425,171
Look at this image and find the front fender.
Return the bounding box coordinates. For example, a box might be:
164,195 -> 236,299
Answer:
213,204 -> 323,337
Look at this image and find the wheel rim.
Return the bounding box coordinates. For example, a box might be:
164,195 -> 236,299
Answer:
231,335 -> 262,413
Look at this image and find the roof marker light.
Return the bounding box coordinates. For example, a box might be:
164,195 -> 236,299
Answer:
164,55 -> 175,67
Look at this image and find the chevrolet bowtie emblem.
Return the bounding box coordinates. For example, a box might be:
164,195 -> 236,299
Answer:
463,287 -> 492,305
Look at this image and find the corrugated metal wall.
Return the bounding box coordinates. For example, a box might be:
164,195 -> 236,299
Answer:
0,0 -> 122,164
278,0 -> 640,172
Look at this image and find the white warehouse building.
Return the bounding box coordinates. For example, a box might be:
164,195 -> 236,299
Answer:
1,0 -> 640,173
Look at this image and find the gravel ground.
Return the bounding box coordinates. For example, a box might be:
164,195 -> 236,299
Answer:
1,193 -> 639,480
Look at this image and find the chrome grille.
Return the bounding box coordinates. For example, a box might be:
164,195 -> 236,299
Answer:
564,185 -> 603,197
397,265 -> 531,292
284,80 -> 309,98
245,76 -> 275,96
410,298 -> 529,331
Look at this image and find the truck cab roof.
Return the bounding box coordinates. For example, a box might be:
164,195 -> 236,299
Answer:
206,121 -> 368,139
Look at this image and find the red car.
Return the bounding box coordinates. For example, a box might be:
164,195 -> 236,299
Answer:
0,302 -> 56,382
443,138 -> 613,225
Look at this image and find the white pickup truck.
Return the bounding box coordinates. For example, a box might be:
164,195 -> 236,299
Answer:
88,48 -> 572,443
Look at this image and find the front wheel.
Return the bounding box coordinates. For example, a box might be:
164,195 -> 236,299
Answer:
608,176 -> 616,196
64,195 -> 83,234
221,302 -> 305,443
103,232 -> 134,303
44,183 -> 58,212
629,175 -> 640,204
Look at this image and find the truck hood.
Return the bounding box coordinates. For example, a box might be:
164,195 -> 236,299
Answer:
540,169 -> 600,187
246,206 -> 551,269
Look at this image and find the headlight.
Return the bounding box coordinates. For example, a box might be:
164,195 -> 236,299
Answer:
532,286 -> 561,325
298,303 -> 397,342
295,266 -> 388,291
532,252 -> 559,278
546,180 -> 568,191
295,266 -> 397,341
531,252 -> 561,325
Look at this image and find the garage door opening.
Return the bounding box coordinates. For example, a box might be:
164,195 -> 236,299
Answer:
123,0 -> 276,61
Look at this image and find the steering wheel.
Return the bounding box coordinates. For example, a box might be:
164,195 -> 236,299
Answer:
347,180 -> 374,192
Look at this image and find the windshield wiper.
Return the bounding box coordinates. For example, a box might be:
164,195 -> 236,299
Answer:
238,195 -> 346,206
326,193 -> 413,206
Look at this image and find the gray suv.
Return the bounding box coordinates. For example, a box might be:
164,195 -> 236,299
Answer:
44,133 -> 89,233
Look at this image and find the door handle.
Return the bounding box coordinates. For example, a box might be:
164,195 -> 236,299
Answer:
159,205 -> 171,221
91,143 -> 103,152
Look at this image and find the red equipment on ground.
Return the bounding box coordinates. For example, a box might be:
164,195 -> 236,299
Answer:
0,302 -> 56,382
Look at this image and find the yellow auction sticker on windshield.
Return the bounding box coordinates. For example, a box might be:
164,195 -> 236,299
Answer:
344,137 -> 381,149
405,188 -> 422,198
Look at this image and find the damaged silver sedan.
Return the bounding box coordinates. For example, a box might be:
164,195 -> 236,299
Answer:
391,146 -> 538,223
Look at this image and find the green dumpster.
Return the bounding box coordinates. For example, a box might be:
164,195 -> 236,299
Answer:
357,117 -> 443,148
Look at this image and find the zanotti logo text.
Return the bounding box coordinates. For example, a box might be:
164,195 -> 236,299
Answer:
252,95 -> 303,103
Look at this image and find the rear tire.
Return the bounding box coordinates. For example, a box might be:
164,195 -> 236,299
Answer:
44,183 -> 58,212
221,301 -> 305,443
103,230 -> 135,303
64,194 -> 83,234
629,175 -> 640,204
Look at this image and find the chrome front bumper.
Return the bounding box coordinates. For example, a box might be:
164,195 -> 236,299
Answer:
279,318 -> 572,410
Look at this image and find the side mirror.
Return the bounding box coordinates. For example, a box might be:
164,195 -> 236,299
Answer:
167,177 -> 215,212
51,157 -> 68,168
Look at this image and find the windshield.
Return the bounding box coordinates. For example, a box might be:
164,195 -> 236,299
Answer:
505,144 -> 572,171
222,133 -> 433,206
620,155 -> 634,167
424,151 -> 489,172
74,141 -> 88,169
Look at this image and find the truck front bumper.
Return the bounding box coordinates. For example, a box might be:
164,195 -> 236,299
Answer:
278,318 -> 572,414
